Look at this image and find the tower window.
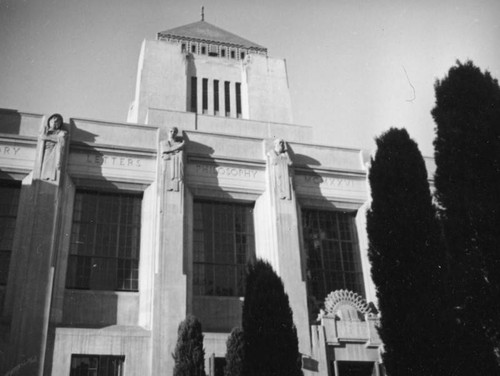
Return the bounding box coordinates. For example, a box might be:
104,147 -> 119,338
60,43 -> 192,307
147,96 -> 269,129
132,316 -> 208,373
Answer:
224,81 -> 230,116
190,76 -> 197,113
214,80 -> 219,115
235,82 -> 242,118
202,78 -> 208,114
66,190 -> 142,292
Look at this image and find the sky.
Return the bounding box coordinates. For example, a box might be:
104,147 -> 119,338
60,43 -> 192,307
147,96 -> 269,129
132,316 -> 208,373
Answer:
0,0 -> 499,157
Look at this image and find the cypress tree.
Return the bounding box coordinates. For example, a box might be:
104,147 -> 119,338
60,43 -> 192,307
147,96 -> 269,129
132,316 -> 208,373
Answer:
432,60 -> 500,371
224,327 -> 244,376
367,128 -> 452,375
242,260 -> 302,376
173,315 -> 206,376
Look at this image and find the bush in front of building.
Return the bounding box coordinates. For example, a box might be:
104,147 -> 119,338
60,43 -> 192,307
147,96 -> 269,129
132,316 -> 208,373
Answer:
224,327 -> 244,376
367,128 -> 453,375
173,315 -> 206,376
432,60 -> 500,372
241,259 -> 302,376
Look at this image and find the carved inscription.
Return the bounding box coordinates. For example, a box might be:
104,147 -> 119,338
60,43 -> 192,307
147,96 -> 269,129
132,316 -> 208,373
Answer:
85,153 -> 142,168
0,145 -> 22,156
195,164 -> 258,179
299,175 -> 354,188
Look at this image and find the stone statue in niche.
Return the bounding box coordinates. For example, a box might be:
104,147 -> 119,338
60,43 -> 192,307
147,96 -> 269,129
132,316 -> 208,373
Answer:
161,127 -> 185,192
267,138 -> 292,200
40,113 -> 67,181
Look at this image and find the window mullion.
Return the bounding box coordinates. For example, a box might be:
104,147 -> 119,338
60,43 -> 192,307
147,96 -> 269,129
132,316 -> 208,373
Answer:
336,213 -> 348,290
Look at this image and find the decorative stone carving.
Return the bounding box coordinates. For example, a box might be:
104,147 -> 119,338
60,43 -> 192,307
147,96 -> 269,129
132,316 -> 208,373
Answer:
321,289 -> 373,321
40,113 -> 67,181
267,138 -> 292,200
161,127 -> 185,192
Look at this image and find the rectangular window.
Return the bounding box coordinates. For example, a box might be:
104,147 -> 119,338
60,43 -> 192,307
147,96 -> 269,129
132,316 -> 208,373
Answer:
202,78 -> 208,114
240,51 -> 245,60
70,355 -> 124,376
210,355 -> 226,376
208,45 -> 218,57
193,201 -> 255,297
190,77 -> 197,113
0,181 -> 21,286
181,43 -> 186,52
235,82 -> 242,118
224,81 -> 230,116
66,190 -> 142,291
191,44 -> 197,54
334,361 -> 378,376
302,209 -> 364,303
230,50 -> 236,59
213,80 -> 219,115
221,48 -> 226,58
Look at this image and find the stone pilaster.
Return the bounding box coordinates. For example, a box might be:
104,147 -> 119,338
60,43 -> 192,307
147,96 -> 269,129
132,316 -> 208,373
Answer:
257,138 -> 311,357
4,114 -> 69,376
151,128 -> 187,374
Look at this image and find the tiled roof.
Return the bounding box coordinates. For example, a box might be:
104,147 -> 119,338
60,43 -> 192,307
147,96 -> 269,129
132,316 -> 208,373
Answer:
158,20 -> 266,51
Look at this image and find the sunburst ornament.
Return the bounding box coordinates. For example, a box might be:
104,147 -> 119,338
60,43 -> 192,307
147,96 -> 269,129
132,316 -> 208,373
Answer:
323,290 -> 373,319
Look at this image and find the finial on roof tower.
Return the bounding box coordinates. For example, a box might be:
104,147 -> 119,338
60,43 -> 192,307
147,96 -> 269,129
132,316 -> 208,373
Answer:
201,6 -> 205,21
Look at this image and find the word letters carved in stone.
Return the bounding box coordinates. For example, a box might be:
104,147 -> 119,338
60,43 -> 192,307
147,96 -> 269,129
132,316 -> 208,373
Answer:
300,175 -> 355,189
85,153 -> 143,168
0,145 -> 22,156
195,164 -> 258,179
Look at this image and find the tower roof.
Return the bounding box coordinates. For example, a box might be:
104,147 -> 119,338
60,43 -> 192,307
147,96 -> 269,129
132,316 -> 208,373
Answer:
157,20 -> 267,52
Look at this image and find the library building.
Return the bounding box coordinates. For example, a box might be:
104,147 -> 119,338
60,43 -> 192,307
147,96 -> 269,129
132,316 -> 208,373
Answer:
0,16 -> 387,376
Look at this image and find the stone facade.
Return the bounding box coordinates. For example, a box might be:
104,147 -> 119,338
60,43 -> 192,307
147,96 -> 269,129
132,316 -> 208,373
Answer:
0,19 -> 388,376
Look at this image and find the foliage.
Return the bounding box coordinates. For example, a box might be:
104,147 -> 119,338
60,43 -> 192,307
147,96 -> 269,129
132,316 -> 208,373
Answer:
367,128 -> 452,375
432,60 -> 500,371
224,327 -> 244,376
173,315 -> 206,376
242,260 -> 302,376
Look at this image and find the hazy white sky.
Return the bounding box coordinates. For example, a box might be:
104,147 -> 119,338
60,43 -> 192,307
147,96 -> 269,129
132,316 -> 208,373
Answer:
1,0 -> 499,157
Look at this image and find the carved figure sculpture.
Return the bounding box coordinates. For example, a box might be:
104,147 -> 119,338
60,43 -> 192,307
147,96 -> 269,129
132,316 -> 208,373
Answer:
161,127 -> 185,191
267,138 -> 292,200
40,113 -> 67,181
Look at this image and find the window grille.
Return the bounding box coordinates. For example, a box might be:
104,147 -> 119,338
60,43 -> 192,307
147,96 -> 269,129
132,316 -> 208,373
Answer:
302,209 -> 364,302
0,181 -> 20,286
66,190 -> 142,291
193,201 -> 255,297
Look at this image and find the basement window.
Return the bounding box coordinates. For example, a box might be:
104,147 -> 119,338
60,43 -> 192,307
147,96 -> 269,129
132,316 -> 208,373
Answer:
70,355 -> 124,376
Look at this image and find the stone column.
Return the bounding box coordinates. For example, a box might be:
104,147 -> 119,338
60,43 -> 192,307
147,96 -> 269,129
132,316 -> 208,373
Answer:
257,138 -> 311,356
5,114 -> 69,376
152,127 -> 188,374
